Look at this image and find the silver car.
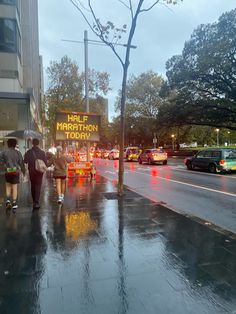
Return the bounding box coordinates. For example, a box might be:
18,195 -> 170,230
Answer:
138,148 -> 168,165
108,149 -> 119,160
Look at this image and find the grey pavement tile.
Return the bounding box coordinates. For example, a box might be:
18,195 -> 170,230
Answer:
0,175 -> 236,313
39,287 -> 63,314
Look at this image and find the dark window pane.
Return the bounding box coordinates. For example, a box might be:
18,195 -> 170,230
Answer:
4,19 -> 16,52
224,149 -> 236,160
197,151 -> 205,158
0,18 -> 18,54
0,0 -> 16,5
204,151 -> 212,157
211,151 -> 220,158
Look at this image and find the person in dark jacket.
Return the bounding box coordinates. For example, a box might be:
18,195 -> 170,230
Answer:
0,138 -> 25,212
24,138 -> 47,210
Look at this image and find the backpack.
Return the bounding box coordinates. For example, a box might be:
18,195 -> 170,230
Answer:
35,158 -> 47,173
32,151 -> 47,173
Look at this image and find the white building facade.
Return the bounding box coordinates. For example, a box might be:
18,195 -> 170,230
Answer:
0,0 -> 42,151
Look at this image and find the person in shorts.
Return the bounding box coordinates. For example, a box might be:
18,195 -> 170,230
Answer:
47,146 -> 73,204
0,138 -> 25,212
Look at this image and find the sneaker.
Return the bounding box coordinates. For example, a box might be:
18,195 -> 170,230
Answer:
33,202 -> 40,210
12,202 -> 18,213
57,197 -> 63,204
5,200 -> 12,210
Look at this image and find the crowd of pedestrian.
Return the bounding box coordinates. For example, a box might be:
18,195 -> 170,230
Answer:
0,138 -> 74,212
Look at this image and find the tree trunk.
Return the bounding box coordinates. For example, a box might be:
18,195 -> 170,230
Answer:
118,64 -> 129,196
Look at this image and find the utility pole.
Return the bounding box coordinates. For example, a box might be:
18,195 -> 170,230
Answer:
84,30 -> 89,112
84,30 -> 90,162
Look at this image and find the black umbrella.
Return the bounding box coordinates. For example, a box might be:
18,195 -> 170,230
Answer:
5,129 -> 42,139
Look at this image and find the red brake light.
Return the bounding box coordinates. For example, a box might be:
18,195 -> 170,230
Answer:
219,159 -> 225,165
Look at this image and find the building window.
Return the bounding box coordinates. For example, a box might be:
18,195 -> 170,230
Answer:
0,0 -> 16,5
0,18 -> 21,58
0,0 -> 20,21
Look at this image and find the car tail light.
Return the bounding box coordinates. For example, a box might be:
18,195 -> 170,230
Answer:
219,159 -> 225,165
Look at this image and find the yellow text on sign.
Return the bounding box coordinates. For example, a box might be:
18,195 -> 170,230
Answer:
67,114 -> 88,123
56,123 -> 98,132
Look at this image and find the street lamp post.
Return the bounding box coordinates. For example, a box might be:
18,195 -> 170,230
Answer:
228,131 -> 231,146
216,129 -> 219,147
171,134 -> 175,150
153,132 -> 157,149
130,125 -> 134,146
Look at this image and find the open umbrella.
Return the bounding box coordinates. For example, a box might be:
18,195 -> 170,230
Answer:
5,129 -> 42,139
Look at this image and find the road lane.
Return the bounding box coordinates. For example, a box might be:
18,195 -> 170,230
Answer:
94,158 -> 236,234
133,164 -> 236,195
132,168 -> 236,198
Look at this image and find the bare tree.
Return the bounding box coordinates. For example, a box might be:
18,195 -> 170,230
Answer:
69,0 -> 181,195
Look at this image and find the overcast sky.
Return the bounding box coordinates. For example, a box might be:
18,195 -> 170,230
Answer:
38,0 -> 236,120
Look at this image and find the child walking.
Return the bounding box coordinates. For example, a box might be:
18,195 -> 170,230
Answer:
48,146 -> 73,204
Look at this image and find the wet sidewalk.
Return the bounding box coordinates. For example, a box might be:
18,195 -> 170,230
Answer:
0,174 -> 236,314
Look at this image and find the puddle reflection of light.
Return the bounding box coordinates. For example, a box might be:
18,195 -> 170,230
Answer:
112,179 -> 117,186
78,177 -> 85,186
151,169 -> 158,177
65,211 -> 97,241
164,169 -> 172,180
150,168 -> 158,185
129,163 -> 136,172
67,177 -> 74,186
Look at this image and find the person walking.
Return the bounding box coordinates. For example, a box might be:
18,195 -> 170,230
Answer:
24,138 -> 47,210
47,146 -> 73,204
0,138 -> 25,212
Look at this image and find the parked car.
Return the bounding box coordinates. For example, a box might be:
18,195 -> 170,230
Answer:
138,148 -> 168,165
108,149 -> 119,160
124,147 -> 140,161
184,148 -> 236,173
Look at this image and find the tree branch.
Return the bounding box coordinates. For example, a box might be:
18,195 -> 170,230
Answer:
129,0 -> 134,19
140,0 -> 160,13
69,0 -> 95,34
118,0 -> 130,10
88,0 -> 124,66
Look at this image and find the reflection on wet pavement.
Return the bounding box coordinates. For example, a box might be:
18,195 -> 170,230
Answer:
0,174 -> 235,314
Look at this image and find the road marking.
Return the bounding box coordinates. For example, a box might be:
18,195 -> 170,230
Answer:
105,171 -> 117,175
135,164 -> 236,179
127,170 -> 236,198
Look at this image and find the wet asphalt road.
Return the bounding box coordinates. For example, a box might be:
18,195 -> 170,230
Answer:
94,158 -> 236,235
0,173 -> 236,313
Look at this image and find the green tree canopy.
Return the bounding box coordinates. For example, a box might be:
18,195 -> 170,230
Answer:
159,9 -> 236,130
114,71 -> 165,146
45,55 -> 110,143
